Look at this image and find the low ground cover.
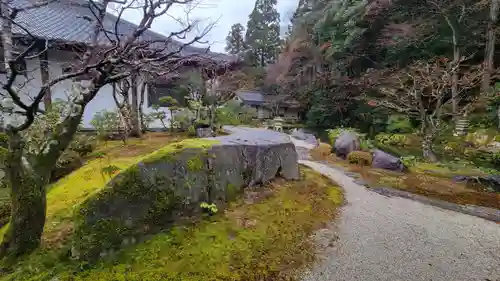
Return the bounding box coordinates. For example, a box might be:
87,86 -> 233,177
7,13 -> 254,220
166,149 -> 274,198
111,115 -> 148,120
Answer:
0,131 -> 342,280
311,143 -> 500,210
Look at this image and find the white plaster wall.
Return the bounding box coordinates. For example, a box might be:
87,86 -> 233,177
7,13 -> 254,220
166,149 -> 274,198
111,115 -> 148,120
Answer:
0,49 -> 170,129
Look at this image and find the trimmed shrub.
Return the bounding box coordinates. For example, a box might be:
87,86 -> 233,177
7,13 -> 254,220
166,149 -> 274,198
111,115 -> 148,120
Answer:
347,151 -> 373,166
375,133 -> 409,146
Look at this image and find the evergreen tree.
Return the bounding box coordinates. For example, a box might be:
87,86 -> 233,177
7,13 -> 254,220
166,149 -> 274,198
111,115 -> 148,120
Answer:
245,0 -> 281,67
225,23 -> 246,55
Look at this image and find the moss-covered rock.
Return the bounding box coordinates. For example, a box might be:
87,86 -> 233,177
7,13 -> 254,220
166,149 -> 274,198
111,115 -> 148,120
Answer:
72,134 -> 300,262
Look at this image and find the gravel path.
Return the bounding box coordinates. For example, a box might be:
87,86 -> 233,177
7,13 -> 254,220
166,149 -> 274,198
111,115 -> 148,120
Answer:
222,126 -> 500,280
299,160 -> 500,281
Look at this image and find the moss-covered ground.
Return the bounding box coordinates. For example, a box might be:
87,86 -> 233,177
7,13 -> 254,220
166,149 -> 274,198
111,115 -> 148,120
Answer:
0,133 -> 189,266
311,143 -> 499,210
0,131 -> 342,280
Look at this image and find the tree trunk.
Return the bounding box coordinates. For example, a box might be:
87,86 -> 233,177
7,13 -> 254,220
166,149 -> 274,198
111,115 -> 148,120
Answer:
209,105 -> 215,129
169,109 -> 174,132
38,47 -> 52,111
0,132 -> 47,259
420,123 -> 438,163
138,82 -> 147,133
497,106 -> 500,129
482,0 -> 500,93
112,81 -> 132,140
422,133 -> 438,162
1,0 -> 13,74
0,87 -> 89,259
129,74 -> 141,137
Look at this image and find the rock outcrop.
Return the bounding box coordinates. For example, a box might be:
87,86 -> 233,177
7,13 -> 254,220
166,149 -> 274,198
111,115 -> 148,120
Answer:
72,131 -> 299,262
334,132 -> 360,159
371,149 -> 405,172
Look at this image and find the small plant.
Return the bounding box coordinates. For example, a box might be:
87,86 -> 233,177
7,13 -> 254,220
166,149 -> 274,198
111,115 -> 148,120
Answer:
93,151 -> 107,159
360,138 -> 375,151
347,151 -> 373,166
100,165 -> 122,181
400,155 -> 418,167
0,133 -> 8,149
200,202 -> 218,215
188,125 -> 196,137
159,96 -> 180,131
91,110 -> 122,143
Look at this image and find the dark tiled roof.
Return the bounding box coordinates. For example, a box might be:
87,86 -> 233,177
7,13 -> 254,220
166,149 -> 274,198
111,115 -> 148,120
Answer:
10,0 -> 235,61
236,90 -> 265,106
236,90 -> 302,108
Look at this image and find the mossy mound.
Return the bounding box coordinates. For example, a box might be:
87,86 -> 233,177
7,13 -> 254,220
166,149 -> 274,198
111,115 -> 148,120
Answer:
72,139 -> 220,262
3,167 -> 341,281
72,136 -> 299,262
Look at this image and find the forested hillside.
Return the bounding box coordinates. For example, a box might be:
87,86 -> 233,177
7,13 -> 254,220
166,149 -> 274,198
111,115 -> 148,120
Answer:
225,0 -> 499,162
269,0 -> 499,131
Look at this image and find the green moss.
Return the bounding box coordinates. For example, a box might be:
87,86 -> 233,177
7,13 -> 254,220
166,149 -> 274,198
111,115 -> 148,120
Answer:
225,183 -> 239,201
328,187 -> 343,205
186,157 -> 204,172
70,139 -> 221,262
68,167 -> 342,280
142,139 -> 219,164
0,167 -> 344,280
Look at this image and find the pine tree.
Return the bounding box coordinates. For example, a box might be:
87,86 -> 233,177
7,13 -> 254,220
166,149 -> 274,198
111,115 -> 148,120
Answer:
225,23 -> 246,55
245,0 -> 281,67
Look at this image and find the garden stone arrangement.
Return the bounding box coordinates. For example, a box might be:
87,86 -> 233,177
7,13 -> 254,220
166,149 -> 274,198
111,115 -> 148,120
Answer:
334,131 -> 405,172
72,129 -> 299,262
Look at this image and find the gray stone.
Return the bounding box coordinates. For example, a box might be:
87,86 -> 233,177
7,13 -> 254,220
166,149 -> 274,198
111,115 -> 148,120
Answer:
72,129 -> 299,262
196,127 -> 214,138
291,128 -> 318,146
371,149 -> 404,172
333,132 -> 360,159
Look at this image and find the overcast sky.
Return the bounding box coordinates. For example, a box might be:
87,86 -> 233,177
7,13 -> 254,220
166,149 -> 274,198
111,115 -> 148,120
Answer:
119,0 -> 298,53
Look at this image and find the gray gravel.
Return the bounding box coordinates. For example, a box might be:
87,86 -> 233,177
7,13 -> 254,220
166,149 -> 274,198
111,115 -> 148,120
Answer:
223,126 -> 500,280
300,160 -> 500,281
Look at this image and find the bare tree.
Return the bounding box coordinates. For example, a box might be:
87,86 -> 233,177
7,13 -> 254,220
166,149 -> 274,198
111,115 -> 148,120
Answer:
428,0 -> 466,118
204,77 -> 236,128
0,0 -> 237,258
362,58 -> 482,161
482,0 -> 500,93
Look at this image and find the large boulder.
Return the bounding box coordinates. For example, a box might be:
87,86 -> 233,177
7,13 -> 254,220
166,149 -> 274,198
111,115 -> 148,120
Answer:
333,131 -> 360,159
371,149 -> 405,172
72,131 -> 299,262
